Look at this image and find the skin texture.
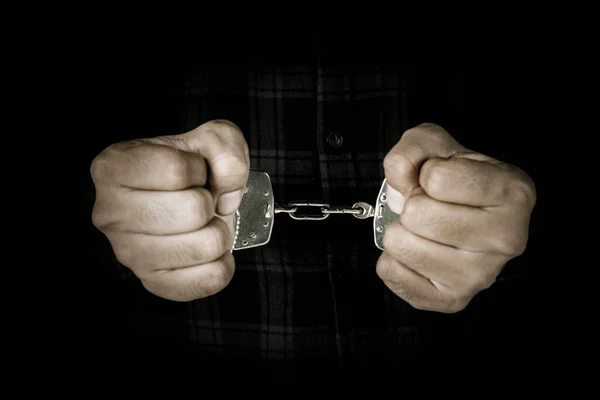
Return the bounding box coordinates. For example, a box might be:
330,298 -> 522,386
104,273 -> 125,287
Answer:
91,121 -> 536,312
91,120 -> 250,301
378,123 -> 536,313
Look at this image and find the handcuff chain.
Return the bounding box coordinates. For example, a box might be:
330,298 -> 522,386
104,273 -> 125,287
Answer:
274,201 -> 374,221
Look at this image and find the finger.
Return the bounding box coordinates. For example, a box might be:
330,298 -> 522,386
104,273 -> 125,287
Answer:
376,251 -> 446,312
107,217 -> 232,271
140,252 -> 235,302
383,123 -> 467,199
400,190 -> 529,256
382,220 -> 501,291
157,120 -> 250,216
93,187 -> 215,235
215,212 -> 236,248
385,183 -> 405,215
90,141 -> 208,190
419,155 -> 532,207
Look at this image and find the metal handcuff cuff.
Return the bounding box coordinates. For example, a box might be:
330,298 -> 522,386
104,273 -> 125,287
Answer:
231,170 -> 400,251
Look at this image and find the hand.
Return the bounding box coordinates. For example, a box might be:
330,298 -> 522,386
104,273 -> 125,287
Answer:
377,123 -> 536,313
91,120 -> 250,301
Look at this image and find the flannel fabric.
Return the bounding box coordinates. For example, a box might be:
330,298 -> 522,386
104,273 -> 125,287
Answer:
87,42 -> 538,382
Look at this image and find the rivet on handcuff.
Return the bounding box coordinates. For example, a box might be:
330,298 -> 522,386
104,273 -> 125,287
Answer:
231,170 -> 400,252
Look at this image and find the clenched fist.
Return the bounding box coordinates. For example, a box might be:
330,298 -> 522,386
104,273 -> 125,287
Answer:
377,123 -> 536,313
91,120 -> 250,301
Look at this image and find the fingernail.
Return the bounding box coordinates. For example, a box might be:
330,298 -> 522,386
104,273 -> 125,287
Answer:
217,189 -> 243,216
386,183 -> 405,214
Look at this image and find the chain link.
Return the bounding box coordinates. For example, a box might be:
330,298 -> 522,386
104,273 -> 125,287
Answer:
274,204 -> 298,214
321,207 -> 363,215
274,201 -> 374,220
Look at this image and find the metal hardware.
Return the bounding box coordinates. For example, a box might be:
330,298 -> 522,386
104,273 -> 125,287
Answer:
351,202 -> 375,219
321,206 -> 362,216
275,201 -> 375,220
232,169 -> 401,251
286,201 -> 331,221
274,204 -> 298,214
231,170 -> 275,251
373,178 -> 401,250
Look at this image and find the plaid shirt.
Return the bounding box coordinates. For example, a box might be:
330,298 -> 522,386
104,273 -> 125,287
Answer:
87,42 -> 540,381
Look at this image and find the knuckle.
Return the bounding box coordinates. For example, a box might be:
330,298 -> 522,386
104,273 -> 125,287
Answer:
185,188 -> 213,226
509,170 -> 537,207
142,274 -> 200,302
399,194 -> 423,228
402,193 -> 421,216
416,122 -> 444,130
508,238 -> 527,257
409,300 -> 433,312
89,155 -> 105,182
421,161 -> 448,197
381,225 -> 399,251
205,260 -> 234,294
466,269 -> 495,294
211,156 -> 248,187
176,258 -> 234,301
383,225 -> 418,264
495,229 -> 527,256
383,151 -> 411,176
376,256 -> 413,302
174,282 -> 201,302
202,119 -> 234,130
441,298 -> 469,314
424,290 -> 469,314
132,266 -> 154,281
399,289 -> 434,312
375,255 -> 396,282
162,153 -> 190,189
402,124 -> 442,144
90,143 -> 127,183
243,141 -> 250,160
220,152 -> 248,173
141,277 -> 185,301
171,290 -> 196,302
197,123 -> 248,176
91,189 -> 122,231
90,148 -> 113,183
112,241 -> 137,270
414,123 -> 447,137
203,220 -> 230,257
198,123 -> 223,144
200,119 -> 244,141
91,205 -> 109,230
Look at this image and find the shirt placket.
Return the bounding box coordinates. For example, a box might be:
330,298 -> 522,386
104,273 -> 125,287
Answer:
315,53 -> 348,369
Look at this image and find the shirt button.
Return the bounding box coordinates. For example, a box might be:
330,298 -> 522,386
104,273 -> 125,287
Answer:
326,132 -> 344,148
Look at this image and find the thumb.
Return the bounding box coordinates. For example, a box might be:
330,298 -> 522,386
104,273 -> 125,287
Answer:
154,119 -> 250,216
383,123 -> 467,200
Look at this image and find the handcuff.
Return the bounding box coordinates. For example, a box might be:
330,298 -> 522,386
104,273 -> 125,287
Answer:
232,170 -> 400,251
